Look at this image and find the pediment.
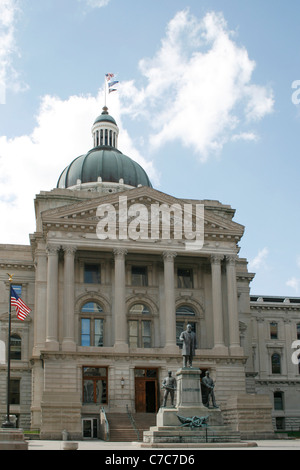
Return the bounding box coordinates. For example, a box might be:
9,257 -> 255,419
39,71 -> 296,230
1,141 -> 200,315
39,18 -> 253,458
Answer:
41,186 -> 244,241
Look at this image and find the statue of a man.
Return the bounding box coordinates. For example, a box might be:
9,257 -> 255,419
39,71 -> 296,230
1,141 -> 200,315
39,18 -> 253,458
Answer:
179,324 -> 197,368
202,371 -> 218,408
162,371 -> 176,407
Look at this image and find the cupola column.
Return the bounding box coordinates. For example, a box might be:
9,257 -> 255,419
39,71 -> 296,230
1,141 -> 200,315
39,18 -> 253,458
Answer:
45,244 -> 60,351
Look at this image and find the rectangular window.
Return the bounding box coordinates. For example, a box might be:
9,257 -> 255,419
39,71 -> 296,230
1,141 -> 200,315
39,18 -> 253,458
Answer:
270,322 -> 278,339
274,392 -> 284,410
297,323 -> 300,340
83,367 -> 107,404
81,319 -> 91,346
84,264 -> 100,284
9,379 -> 20,405
178,269 -> 193,289
132,267 -> 148,286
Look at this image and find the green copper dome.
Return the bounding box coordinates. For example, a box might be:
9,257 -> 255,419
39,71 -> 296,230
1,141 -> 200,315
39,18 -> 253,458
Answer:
57,107 -> 152,190
57,147 -> 152,189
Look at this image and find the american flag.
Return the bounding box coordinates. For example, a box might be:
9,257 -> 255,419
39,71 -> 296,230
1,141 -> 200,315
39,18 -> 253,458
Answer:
105,73 -> 114,81
10,286 -> 31,321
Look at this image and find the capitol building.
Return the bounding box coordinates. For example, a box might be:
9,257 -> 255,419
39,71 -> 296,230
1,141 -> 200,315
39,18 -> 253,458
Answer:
0,106 -> 299,439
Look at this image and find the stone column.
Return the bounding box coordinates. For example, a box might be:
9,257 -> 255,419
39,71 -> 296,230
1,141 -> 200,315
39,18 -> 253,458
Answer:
226,255 -> 243,355
33,247 -> 47,356
62,245 -> 77,352
45,244 -> 60,351
113,248 -> 128,352
163,251 -> 177,351
210,254 -> 226,352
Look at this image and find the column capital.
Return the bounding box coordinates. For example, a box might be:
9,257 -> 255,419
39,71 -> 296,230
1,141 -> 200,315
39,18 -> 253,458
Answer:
62,245 -> 77,256
162,251 -> 177,262
225,254 -> 237,265
113,248 -> 128,259
46,244 -> 61,255
210,254 -> 224,264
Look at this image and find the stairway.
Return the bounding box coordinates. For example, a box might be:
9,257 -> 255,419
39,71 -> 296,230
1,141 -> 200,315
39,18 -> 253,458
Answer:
106,413 -> 156,442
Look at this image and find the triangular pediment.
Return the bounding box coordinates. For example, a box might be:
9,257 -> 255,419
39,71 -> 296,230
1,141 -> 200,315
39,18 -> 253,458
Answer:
41,186 -> 244,242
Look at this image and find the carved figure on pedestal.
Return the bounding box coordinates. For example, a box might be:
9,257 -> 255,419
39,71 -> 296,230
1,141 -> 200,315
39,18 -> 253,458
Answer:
179,324 -> 197,368
162,371 -> 176,407
202,371 -> 218,408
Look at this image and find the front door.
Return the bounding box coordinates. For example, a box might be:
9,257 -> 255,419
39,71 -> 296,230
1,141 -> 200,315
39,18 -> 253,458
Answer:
135,368 -> 158,412
82,418 -> 98,438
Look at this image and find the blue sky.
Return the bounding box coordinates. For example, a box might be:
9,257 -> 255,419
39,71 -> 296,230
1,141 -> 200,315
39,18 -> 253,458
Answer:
1,0 -> 300,297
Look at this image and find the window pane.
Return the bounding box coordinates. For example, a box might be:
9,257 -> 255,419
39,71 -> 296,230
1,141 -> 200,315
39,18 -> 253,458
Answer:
95,319 -> 104,347
274,392 -> 284,410
83,367 -> 107,377
178,269 -> 193,288
83,379 -> 94,403
176,305 -> 196,316
129,321 -> 138,347
132,267 -> 148,286
272,354 -> 281,374
84,264 -> 100,284
176,321 -> 185,347
142,321 -> 151,348
10,379 -> 20,405
270,322 -> 278,339
96,379 -> 107,404
81,319 -> 90,346
82,302 -> 103,314
10,334 -> 21,360
297,324 -> 300,340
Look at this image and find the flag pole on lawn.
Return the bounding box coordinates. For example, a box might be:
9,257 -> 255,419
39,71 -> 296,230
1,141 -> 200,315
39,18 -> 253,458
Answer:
2,273 -> 14,428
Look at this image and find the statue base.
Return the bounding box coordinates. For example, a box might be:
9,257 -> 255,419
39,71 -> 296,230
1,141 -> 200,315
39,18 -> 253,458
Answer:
143,368 -> 241,445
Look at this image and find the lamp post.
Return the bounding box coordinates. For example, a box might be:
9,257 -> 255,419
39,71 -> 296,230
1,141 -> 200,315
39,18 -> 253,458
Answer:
2,274 -> 14,428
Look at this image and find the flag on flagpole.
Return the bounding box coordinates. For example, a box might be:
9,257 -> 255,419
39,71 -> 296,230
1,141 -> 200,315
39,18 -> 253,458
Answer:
105,73 -> 114,81
10,286 -> 31,321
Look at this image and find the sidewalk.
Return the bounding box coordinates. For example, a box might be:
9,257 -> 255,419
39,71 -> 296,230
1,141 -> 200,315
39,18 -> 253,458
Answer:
27,439 -> 300,451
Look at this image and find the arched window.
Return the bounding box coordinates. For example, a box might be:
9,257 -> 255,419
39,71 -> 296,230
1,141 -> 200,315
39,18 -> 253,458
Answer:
176,305 -> 197,347
10,334 -> 21,360
80,302 -> 104,347
128,303 -> 152,348
271,353 -> 281,374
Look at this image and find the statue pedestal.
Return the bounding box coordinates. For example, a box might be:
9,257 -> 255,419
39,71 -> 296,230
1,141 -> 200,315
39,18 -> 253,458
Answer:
143,368 -> 240,445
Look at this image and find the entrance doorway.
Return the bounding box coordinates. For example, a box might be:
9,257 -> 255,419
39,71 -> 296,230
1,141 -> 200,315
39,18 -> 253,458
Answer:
135,368 -> 158,412
82,418 -> 98,439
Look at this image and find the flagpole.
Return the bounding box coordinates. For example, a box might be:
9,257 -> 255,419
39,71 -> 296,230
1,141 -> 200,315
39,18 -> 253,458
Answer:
2,274 -> 14,428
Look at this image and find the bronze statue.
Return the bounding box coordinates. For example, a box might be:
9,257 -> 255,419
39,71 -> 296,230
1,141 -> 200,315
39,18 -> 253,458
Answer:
179,324 -> 197,368
202,371 -> 218,408
162,371 -> 176,407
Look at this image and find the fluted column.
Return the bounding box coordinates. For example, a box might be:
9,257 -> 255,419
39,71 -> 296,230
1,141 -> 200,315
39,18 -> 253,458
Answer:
62,245 -> 77,352
210,254 -> 226,352
45,244 -> 60,351
113,248 -> 128,352
163,251 -> 177,351
226,255 -> 243,355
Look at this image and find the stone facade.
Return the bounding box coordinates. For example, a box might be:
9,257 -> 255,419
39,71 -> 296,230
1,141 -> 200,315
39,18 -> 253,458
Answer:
0,110 -> 299,439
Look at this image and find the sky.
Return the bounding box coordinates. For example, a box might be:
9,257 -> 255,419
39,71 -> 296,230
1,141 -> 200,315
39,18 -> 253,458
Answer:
0,0 -> 300,297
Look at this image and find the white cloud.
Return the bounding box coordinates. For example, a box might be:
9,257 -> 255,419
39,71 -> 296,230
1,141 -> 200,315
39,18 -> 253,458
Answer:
78,0 -> 111,9
286,277 -> 300,294
248,247 -> 269,271
0,89 -> 158,244
0,0 -> 28,102
120,9 -> 274,161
